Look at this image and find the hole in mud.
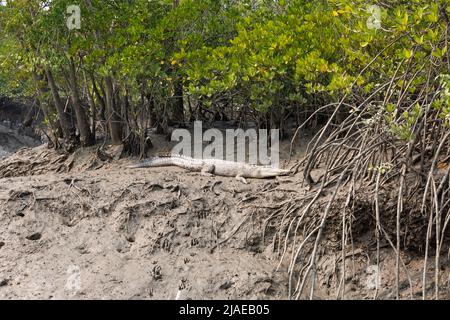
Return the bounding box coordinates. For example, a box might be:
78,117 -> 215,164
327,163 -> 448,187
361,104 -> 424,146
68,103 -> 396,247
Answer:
26,232 -> 42,241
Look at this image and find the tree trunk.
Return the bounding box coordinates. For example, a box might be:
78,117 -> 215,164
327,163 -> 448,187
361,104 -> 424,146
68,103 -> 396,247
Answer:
67,58 -> 95,146
92,76 -> 106,122
104,76 -> 123,144
145,92 -> 156,128
172,77 -> 184,124
32,70 -> 62,139
21,100 -> 37,128
83,73 -> 97,140
44,68 -> 77,147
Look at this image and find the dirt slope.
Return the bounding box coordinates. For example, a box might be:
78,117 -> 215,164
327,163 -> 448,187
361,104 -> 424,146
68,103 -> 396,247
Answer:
0,149 -> 290,299
0,146 -> 448,300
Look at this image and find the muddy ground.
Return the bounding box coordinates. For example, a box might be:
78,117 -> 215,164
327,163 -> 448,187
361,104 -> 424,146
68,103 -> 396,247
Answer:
0,138 -> 448,300
0,145 -> 293,299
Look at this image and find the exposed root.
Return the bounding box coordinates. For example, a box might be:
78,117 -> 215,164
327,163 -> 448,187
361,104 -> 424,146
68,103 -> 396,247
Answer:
278,56 -> 450,299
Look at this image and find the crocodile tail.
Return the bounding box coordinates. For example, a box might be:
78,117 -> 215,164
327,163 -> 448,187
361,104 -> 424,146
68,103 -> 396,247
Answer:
127,160 -> 153,169
128,157 -> 177,169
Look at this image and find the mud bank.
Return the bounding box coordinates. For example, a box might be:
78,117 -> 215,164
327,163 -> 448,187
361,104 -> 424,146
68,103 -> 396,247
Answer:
0,146 -> 448,300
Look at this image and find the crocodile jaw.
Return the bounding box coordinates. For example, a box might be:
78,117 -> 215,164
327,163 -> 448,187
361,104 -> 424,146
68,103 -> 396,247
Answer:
249,167 -> 291,178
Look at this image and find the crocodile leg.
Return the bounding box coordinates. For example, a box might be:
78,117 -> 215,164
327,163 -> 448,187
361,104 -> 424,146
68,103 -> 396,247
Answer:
201,164 -> 215,177
235,173 -> 248,184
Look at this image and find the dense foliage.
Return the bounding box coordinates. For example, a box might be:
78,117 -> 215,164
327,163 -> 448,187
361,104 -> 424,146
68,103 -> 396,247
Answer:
0,0 -> 449,150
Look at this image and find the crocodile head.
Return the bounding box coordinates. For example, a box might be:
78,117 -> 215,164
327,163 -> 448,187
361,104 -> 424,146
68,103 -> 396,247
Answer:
251,166 -> 291,178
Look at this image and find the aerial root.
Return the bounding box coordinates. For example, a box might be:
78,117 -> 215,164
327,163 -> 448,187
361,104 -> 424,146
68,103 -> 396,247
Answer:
278,60 -> 450,299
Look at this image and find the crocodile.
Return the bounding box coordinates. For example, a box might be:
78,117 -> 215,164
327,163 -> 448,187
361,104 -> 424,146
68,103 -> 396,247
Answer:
128,155 -> 291,183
